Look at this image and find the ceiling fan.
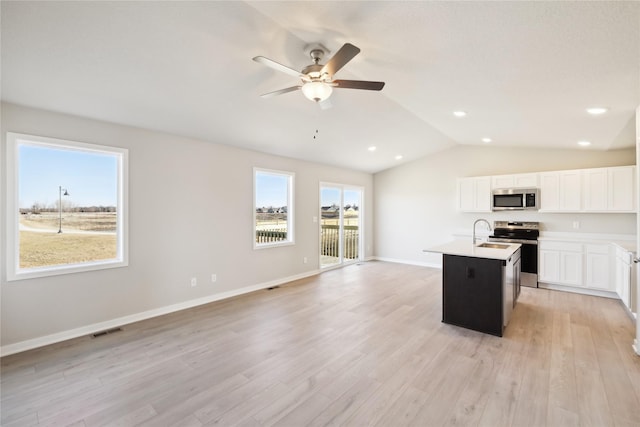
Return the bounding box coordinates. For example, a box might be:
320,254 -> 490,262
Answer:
253,43 -> 385,103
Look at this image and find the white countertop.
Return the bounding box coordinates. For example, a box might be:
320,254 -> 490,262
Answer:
538,232 -> 636,254
424,240 -> 521,261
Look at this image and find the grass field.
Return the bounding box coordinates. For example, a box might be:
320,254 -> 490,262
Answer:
19,212 -> 117,269
19,231 -> 117,268
21,212 -> 116,232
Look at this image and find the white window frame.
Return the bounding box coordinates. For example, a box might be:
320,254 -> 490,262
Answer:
6,132 -> 129,281
253,167 -> 295,249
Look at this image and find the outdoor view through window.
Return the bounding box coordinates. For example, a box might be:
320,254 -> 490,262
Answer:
254,169 -> 293,247
15,137 -> 123,274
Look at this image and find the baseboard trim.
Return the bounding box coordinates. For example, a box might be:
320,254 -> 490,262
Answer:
633,339 -> 640,357
0,270 -> 320,357
537,282 -> 619,299
373,256 -> 441,269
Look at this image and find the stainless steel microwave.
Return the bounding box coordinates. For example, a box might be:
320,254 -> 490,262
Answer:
492,188 -> 539,211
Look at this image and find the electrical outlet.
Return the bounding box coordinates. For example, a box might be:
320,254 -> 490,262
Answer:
303,257 -> 308,264
573,221 -> 580,229
211,274 -> 217,283
191,277 -> 197,287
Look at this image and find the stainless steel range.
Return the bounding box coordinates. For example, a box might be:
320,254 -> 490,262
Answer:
488,221 -> 539,289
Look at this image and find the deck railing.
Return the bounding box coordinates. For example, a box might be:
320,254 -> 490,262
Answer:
321,225 -> 359,260
255,225 -> 359,260
255,229 -> 287,244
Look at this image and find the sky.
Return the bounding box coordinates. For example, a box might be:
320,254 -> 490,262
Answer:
19,144 -> 118,209
255,172 -> 289,207
255,172 -> 362,208
321,187 -> 361,207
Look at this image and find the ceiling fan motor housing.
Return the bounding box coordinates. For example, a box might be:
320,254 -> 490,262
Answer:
302,63 -> 328,81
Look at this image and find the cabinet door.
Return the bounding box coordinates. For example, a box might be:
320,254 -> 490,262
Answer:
559,170 -> 582,211
492,173 -> 538,189
560,251 -> 583,286
615,248 -> 632,309
492,175 -> 514,189
539,249 -> 560,282
458,178 -> 475,211
583,168 -> 608,211
514,173 -> 539,188
540,173 -> 560,211
585,244 -> 612,290
458,177 -> 491,212
475,177 -> 491,211
609,166 -> 635,212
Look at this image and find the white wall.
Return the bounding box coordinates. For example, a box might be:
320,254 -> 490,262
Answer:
0,103 -> 374,352
374,144 -> 636,266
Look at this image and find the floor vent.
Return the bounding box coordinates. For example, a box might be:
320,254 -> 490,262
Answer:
91,327 -> 122,338
267,286 -> 280,290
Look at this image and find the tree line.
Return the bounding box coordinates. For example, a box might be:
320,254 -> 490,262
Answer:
21,202 -> 116,214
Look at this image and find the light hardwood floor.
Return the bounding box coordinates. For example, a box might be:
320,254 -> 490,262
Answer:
2,261 -> 640,426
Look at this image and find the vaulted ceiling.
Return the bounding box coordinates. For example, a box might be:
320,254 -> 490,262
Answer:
2,1 -> 639,173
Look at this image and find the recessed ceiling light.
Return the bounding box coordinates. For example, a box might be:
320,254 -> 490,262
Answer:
395,155 -> 403,160
368,146 -> 376,152
453,111 -> 467,117
577,141 -> 592,147
586,107 -> 608,115
482,138 -> 492,143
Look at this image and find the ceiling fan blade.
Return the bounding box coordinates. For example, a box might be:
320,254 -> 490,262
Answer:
253,56 -> 303,78
321,43 -> 360,76
259,86 -> 301,98
334,80 -> 385,91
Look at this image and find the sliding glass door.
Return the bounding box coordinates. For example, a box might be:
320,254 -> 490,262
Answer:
320,184 -> 363,269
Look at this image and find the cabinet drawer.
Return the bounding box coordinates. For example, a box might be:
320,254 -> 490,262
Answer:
539,241 -> 582,252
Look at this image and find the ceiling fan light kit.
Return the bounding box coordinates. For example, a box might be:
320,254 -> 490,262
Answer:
301,81 -> 333,102
253,42 -> 385,104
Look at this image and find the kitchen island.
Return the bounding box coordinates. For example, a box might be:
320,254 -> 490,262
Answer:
425,241 -> 522,336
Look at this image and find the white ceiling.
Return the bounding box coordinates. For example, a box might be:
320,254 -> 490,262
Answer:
2,1 -> 639,173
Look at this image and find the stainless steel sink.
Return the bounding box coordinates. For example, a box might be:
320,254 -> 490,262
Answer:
476,242 -> 510,249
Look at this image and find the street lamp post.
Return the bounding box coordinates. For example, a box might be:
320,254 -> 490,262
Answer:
58,186 -> 69,233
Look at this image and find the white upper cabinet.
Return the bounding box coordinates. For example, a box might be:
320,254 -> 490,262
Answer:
540,170 -> 582,212
457,177 -> 491,212
540,172 -> 560,211
462,165 -> 635,213
491,173 -> 539,189
583,168 -> 608,211
583,166 -> 635,213
608,166 -> 635,212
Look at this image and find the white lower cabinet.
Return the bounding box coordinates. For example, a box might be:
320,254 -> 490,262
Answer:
539,248 -> 560,283
539,241 -> 583,287
538,240 -> 617,295
585,244 -> 614,291
615,247 -> 632,311
561,250 -> 583,287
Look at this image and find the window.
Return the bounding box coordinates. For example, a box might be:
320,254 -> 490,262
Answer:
254,168 -> 294,248
6,133 -> 128,280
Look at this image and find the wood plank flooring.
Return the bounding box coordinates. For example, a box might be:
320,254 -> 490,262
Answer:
2,261 -> 640,426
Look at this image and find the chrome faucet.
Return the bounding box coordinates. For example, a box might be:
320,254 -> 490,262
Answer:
473,219 -> 492,245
